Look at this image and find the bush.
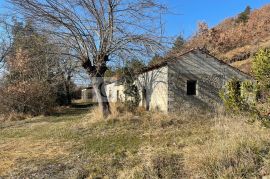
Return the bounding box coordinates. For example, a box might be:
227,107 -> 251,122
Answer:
220,78 -> 260,118
252,48 -> 270,101
220,78 -> 247,112
123,68 -> 141,113
0,80 -> 56,116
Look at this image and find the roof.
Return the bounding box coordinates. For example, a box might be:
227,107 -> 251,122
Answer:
138,48 -> 252,79
138,48 -> 197,74
197,49 -> 253,79
105,48 -> 253,86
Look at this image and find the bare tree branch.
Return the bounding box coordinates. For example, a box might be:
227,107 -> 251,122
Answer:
8,0 -> 168,117
0,16 -> 13,67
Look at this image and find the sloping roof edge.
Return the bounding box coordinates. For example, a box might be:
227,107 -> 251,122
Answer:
194,48 -> 253,79
138,48 -> 199,74
139,48 -> 253,79
105,48 -> 253,86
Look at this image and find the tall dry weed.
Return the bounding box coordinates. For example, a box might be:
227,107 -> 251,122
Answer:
183,114 -> 270,178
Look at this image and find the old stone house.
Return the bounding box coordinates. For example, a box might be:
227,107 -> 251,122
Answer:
104,49 -> 252,113
81,87 -> 94,102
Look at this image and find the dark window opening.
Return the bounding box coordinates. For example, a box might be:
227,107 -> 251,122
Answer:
142,88 -> 150,110
187,80 -> 197,96
117,90 -> 120,101
236,81 -> 241,97
142,88 -> 146,105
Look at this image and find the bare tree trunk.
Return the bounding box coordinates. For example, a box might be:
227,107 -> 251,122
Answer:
65,75 -> 72,105
83,55 -> 111,118
91,76 -> 111,118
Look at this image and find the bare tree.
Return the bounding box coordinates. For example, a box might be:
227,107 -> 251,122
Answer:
0,20 -> 64,115
0,17 -> 12,68
58,50 -> 81,105
10,0 -> 167,117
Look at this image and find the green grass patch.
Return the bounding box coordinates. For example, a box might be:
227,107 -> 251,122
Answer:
84,133 -> 142,155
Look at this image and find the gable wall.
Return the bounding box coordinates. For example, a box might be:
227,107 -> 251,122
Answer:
137,66 -> 169,112
168,50 -> 251,111
105,82 -> 125,103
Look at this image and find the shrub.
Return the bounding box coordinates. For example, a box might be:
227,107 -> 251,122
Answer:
123,68 -> 141,113
0,80 -> 56,116
252,48 -> 270,101
220,78 -> 247,112
220,78 -> 259,118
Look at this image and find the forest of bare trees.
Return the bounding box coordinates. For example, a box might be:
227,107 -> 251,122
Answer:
0,20 -> 80,115
6,0 -> 168,117
0,0 -> 169,118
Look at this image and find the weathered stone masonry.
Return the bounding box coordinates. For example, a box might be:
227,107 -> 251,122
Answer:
167,49 -> 252,112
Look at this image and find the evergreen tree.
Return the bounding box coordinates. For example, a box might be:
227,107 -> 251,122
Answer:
236,6 -> 251,23
172,35 -> 185,51
122,60 -> 144,112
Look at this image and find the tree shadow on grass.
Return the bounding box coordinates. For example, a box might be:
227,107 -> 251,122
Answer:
50,102 -> 98,117
0,102 -> 99,129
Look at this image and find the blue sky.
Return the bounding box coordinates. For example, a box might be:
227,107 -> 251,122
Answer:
163,0 -> 270,38
1,0 -> 269,39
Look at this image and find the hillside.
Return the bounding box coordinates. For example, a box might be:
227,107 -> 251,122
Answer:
174,4 -> 270,74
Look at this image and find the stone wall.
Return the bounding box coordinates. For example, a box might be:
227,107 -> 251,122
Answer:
167,49 -> 252,112
104,66 -> 168,112
168,72 -> 224,112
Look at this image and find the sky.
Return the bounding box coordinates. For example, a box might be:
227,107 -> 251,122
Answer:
162,0 -> 270,39
1,0 -> 269,38
1,0 -> 270,86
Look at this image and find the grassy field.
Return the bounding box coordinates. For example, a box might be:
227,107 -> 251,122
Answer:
1,105 -> 270,178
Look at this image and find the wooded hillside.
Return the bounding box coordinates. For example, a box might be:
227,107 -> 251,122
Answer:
174,4 -> 270,74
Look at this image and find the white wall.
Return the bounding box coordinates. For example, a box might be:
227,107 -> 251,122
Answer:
105,82 -> 125,103
137,66 -> 168,112
104,66 -> 169,112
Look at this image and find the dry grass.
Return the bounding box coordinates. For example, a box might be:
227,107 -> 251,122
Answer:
231,58 -> 252,74
184,115 -> 270,178
225,37 -> 270,74
82,103 -> 133,124
223,45 -> 253,61
0,115 -> 5,122
0,112 -> 31,122
1,105 -> 270,178
0,138 -> 72,175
